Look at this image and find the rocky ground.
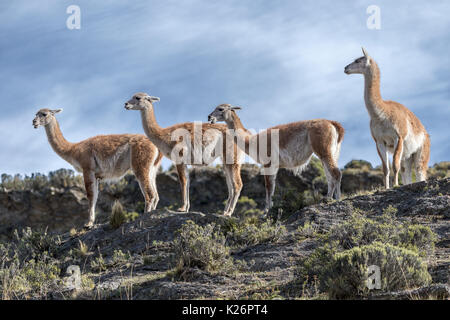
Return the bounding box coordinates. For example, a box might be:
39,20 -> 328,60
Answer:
0,160 -> 448,300
50,177 -> 449,300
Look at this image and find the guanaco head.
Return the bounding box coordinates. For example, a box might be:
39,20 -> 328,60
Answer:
124,92 -> 160,111
344,47 -> 372,75
32,108 -> 63,128
208,104 -> 241,124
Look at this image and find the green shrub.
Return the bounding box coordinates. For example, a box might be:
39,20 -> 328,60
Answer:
110,201 -> 140,228
12,227 -> 59,260
0,229 -> 61,299
271,189 -> 322,217
226,217 -> 286,246
326,214 -> 398,249
398,224 -> 437,256
90,254 -> 107,272
427,161 -> 450,179
298,210 -> 437,299
48,168 -> 83,188
344,160 -> 373,171
326,242 -> 431,299
0,169 -> 83,191
297,221 -> 320,239
111,250 -> 131,267
124,211 -> 140,222
326,211 -> 436,255
110,201 -> 127,229
20,257 -> 60,293
173,220 -> 234,277
234,196 -> 264,219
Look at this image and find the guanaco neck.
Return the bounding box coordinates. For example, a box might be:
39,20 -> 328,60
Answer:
140,105 -> 164,138
139,105 -> 173,153
45,118 -> 74,160
363,60 -> 385,119
225,111 -> 252,154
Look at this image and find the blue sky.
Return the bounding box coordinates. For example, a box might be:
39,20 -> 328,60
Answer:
0,0 -> 449,175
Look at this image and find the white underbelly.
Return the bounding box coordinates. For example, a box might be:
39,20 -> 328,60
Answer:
402,132 -> 425,159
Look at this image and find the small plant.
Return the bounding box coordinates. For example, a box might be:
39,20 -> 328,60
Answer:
69,228 -> 78,237
90,254 -> 107,272
271,188 -> 322,218
75,240 -> 90,257
297,221 -> 319,239
173,220 -> 234,278
110,200 -> 127,229
81,275 -> 95,290
111,250 -> 131,267
124,211 -> 139,222
234,196 -> 264,219
326,212 -> 436,255
0,229 -> 62,299
399,224 -> 437,256
110,201 -> 140,229
226,218 -> 287,246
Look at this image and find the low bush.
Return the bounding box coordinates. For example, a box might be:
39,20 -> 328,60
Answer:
233,196 -> 264,219
226,217 -> 286,246
326,207 -> 436,256
0,228 -> 61,299
298,208 -> 437,299
173,221 -> 234,278
271,189 -> 322,217
110,201 -> 140,229
326,242 -> 431,299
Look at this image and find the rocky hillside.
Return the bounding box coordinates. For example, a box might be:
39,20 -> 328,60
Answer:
1,159 -> 448,240
0,173 -> 448,299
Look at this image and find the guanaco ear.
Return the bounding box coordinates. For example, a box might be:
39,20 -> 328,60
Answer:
362,47 -> 371,66
51,108 -> 63,114
146,96 -> 160,102
362,47 -> 369,57
231,106 -> 242,111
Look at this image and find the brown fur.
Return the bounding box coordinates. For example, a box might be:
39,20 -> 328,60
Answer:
125,93 -> 243,216
345,51 -> 430,187
208,105 -> 344,210
33,109 -> 162,228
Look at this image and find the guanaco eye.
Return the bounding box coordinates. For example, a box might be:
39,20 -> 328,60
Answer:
136,97 -> 141,101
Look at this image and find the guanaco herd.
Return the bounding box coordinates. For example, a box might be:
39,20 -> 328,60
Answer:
32,48 -> 431,229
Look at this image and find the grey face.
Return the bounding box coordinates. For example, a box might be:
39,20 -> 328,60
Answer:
344,56 -> 369,75
208,104 -> 232,123
124,92 -> 160,111
32,108 -> 62,128
345,47 -> 372,75
208,104 -> 243,124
